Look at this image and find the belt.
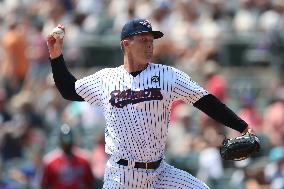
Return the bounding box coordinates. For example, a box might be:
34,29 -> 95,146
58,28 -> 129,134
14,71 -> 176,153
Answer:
117,159 -> 162,170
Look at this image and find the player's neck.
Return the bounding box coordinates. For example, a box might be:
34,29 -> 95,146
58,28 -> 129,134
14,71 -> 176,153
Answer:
123,55 -> 148,73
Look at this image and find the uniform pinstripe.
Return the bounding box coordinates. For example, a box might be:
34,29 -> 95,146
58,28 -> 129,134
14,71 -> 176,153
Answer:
75,63 -> 209,189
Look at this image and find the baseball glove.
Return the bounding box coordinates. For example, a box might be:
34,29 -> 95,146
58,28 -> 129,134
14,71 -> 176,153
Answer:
220,133 -> 260,161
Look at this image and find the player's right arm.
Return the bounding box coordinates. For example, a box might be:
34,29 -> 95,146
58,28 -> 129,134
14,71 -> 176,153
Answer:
47,25 -> 84,101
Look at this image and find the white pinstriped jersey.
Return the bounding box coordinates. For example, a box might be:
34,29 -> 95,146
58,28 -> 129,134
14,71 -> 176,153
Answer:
75,63 -> 208,162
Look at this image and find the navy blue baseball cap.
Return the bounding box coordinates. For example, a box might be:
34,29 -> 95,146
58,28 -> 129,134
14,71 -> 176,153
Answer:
121,18 -> 164,41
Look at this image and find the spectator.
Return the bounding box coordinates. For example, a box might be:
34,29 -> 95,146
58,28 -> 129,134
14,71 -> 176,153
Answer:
1,16 -> 29,98
233,0 -> 258,34
199,60 -> 227,133
168,103 -> 195,155
259,1 -> 284,78
0,125 -> 23,162
169,99 -> 186,125
230,159 -> 251,189
238,93 -> 263,133
203,60 -> 227,102
0,88 -> 11,124
10,146 -> 45,189
264,147 -> 284,186
196,127 -> 224,187
26,20 -> 50,92
1,90 -> 44,162
91,134 -> 107,188
41,124 -> 95,189
263,93 -> 284,146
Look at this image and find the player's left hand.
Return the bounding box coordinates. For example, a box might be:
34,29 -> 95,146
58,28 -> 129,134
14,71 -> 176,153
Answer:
220,127 -> 260,161
241,127 -> 255,135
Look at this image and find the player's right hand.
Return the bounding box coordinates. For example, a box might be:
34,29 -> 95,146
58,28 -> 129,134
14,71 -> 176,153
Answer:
47,24 -> 65,59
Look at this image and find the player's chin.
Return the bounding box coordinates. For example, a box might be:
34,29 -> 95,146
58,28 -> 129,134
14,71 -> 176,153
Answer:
145,53 -> 153,62
145,57 -> 152,63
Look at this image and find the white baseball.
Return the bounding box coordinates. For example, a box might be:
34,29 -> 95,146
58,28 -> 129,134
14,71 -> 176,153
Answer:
52,26 -> 65,39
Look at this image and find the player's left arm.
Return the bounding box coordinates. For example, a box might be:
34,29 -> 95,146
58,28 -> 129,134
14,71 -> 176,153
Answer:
172,68 -> 252,134
193,94 -> 251,134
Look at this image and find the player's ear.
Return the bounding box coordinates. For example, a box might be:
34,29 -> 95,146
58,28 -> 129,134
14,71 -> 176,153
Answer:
122,40 -> 129,47
120,40 -> 129,53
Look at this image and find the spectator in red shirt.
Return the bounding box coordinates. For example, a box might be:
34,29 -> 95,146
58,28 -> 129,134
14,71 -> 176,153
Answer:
238,94 -> 263,133
203,60 -> 227,102
41,124 -> 95,189
200,60 -> 227,132
263,93 -> 284,146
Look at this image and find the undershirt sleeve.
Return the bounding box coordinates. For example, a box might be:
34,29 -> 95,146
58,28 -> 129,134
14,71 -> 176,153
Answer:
193,94 -> 248,133
50,55 -> 84,101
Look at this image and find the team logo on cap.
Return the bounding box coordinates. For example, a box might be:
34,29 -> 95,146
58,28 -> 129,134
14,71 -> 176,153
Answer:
139,20 -> 151,28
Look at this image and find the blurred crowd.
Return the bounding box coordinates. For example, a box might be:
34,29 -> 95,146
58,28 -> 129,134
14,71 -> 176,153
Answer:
0,0 -> 284,188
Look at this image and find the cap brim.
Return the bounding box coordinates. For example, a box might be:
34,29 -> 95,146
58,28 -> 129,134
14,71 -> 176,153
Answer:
152,31 -> 164,39
127,30 -> 164,40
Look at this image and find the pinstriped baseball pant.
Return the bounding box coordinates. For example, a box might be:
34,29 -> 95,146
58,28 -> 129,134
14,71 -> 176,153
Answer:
103,157 -> 210,189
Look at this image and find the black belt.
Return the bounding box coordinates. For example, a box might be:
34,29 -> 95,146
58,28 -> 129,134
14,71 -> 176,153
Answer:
117,159 -> 162,170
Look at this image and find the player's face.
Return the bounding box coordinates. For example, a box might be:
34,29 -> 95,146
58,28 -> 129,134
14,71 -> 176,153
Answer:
129,33 -> 154,63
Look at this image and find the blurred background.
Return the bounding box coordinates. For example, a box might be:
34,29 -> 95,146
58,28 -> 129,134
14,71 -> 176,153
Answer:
0,0 -> 284,188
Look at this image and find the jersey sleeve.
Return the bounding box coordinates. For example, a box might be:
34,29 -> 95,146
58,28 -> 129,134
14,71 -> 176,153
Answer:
75,71 -> 102,106
172,68 -> 208,104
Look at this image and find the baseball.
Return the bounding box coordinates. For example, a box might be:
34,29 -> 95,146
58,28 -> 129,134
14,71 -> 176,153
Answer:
52,26 -> 65,39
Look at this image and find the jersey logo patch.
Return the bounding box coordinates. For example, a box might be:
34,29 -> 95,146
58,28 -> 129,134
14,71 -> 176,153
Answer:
151,76 -> 159,83
109,88 -> 163,108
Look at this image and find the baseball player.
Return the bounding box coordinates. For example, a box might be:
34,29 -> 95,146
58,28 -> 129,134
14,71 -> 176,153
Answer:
41,124 -> 95,189
47,18 -> 254,189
